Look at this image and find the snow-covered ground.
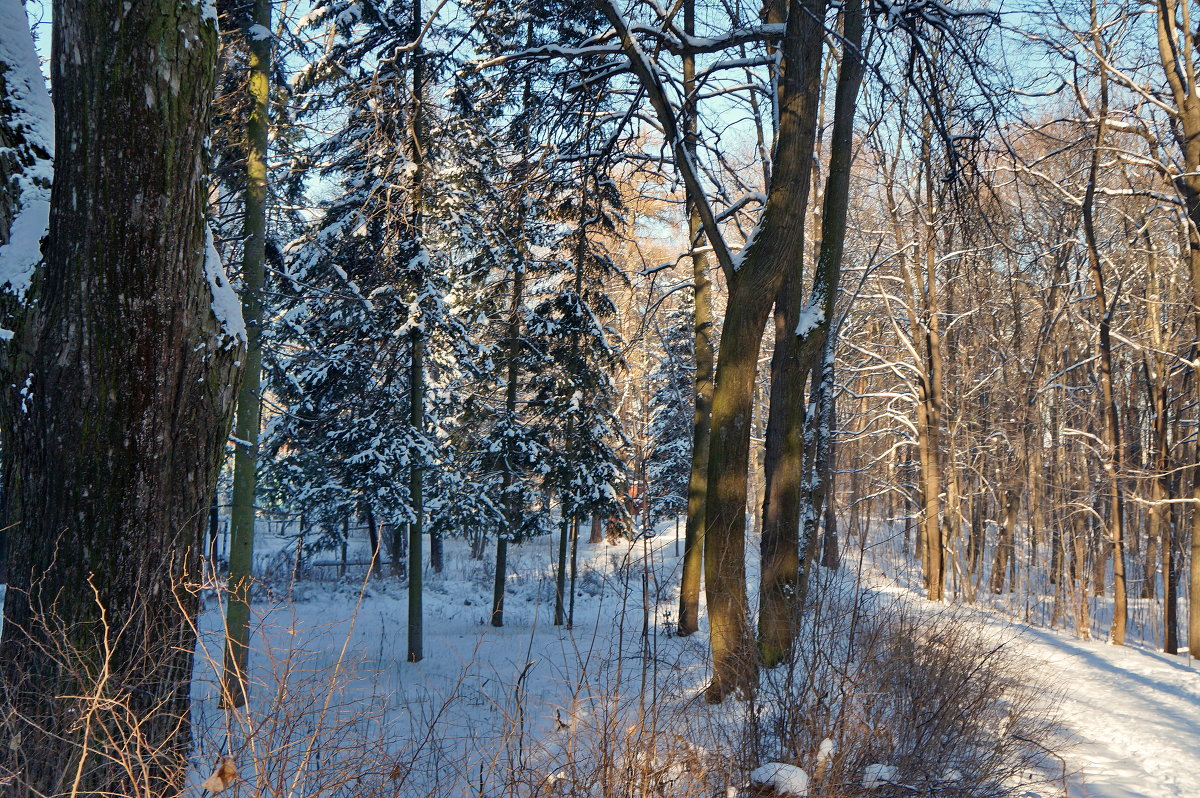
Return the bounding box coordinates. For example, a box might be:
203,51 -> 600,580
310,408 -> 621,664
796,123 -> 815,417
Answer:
3,513 -> 1184,797
189,521 -> 726,796
188,517 -> 1200,798
1007,623 -> 1200,798
861,545 -> 1200,798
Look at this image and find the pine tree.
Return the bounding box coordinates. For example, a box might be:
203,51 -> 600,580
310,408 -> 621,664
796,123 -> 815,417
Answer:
647,303 -> 694,525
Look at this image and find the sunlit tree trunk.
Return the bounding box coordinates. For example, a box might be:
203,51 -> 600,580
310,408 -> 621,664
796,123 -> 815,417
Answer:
223,0 -> 271,710
677,0 -> 715,638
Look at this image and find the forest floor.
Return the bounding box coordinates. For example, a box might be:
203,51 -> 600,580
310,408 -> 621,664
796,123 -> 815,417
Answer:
189,522 -> 725,796
3,518 -> 1190,796
1016,620 -> 1200,798
182,521 -> 1200,797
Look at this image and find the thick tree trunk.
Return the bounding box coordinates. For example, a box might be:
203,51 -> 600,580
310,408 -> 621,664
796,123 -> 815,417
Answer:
702,0 -> 829,704
759,0 -> 862,663
0,3 -> 239,793
223,0 -> 271,710
754,0 -> 825,666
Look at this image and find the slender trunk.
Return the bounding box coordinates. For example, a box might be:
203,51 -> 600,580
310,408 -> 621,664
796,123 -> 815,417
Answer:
392,520 -> 405,575
340,516 -> 349,578
555,493 -> 571,626
1080,36 -> 1126,643
223,0 -> 271,708
366,505 -> 380,575
405,0 -> 427,662
492,263 -> 525,625
568,516 -> 580,628
677,0 -> 714,637
408,328 -> 424,662
991,489 -> 1017,594
491,56 -> 531,621
209,495 -> 221,569
820,386 -> 840,570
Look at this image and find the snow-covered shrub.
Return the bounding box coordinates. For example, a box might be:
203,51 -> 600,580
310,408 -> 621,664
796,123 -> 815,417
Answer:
748,576 -> 1062,798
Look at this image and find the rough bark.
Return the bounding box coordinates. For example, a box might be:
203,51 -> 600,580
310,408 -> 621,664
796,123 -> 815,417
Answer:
700,0 -> 829,703
759,0 -> 862,664
0,2 -> 240,793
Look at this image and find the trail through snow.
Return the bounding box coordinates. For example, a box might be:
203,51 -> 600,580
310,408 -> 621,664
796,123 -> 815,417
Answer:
1010,623 -> 1200,798
872,572 -> 1200,798
863,534 -> 1200,798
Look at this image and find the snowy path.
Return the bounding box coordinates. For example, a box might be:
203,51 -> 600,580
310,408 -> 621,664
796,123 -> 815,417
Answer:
863,545 -> 1200,798
1009,626 -> 1200,798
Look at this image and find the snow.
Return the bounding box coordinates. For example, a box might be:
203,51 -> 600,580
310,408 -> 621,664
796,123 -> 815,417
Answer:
191,520 -> 717,796
0,0 -> 54,313
200,0 -> 218,27
731,222 -> 760,272
1006,622 -> 1200,798
189,511 -> 1200,798
860,538 -> 1200,798
793,302 -> 823,338
203,226 -> 247,344
861,762 -> 897,789
749,762 -> 809,796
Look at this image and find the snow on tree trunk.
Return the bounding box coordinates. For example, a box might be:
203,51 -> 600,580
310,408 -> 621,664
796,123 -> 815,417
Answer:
0,1 -> 241,793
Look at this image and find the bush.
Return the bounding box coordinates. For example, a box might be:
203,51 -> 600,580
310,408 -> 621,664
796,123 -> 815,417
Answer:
748,577 -> 1063,798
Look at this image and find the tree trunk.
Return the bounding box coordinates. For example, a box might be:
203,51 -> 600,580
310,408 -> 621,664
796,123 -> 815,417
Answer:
366,504 -> 381,576
991,489 -> 1017,594
555,494 -> 571,626
701,0 -> 829,704
405,0 -> 427,662
1080,43 -> 1126,644
760,1 -> 862,663
677,0 -> 714,637
223,0 -> 271,710
0,3 -> 239,793
408,328 -> 424,662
